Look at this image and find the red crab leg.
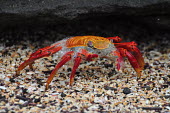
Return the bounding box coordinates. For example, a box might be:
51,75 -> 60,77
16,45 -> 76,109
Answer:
118,48 -> 142,78
69,49 -> 98,86
130,46 -> 144,70
112,51 -> 124,71
45,51 -> 74,90
86,54 -> 99,61
78,49 -> 98,61
114,42 -> 144,70
107,36 -> 122,42
69,53 -> 82,86
16,44 -> 62,75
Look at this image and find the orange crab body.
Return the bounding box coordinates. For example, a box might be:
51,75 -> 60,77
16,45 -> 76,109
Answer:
16,36 -> 144,90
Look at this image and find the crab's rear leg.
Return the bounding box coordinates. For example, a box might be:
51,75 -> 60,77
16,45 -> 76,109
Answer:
16,43 -> 62,75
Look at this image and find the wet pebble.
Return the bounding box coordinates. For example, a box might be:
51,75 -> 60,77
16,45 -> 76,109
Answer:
123,87 -> 131,94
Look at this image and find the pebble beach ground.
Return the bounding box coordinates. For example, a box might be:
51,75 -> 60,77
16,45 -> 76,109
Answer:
0,39 -> 170,113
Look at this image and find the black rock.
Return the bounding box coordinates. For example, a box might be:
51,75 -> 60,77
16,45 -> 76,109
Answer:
123,87 -> 131,94
9,78 -> 15,83
34,98 -> 41,103
70,106 -> 77,110
95,94 -> 102,97
104,86 -> 117,91
167,75 -> 170,78
61,92 -> 66,97
104,64 -> 113,68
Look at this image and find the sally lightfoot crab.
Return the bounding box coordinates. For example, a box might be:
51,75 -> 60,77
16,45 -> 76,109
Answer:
16,36 -> 144,90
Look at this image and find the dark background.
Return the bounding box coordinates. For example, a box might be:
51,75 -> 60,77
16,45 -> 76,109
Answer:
0,0 -> 170,52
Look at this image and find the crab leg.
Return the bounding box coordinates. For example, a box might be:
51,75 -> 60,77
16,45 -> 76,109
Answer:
112,51 -> 124,71
69,49 -> 98,86
16,44 -> 62,75
45,49 -> 98,89
114,42 -> 144,70
107,36 -> 122,42
118,48 -> 142,78
130,46 -> 144,70
69,53 -> 82,86
45,51 -> 74,90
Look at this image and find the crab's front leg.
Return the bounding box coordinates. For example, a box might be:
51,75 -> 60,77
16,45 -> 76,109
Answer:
114,42 -> 144,70
16,43 -> 62,75
69,50 -> 98,86
117,48 -> 142,78
112,51 -> 124,71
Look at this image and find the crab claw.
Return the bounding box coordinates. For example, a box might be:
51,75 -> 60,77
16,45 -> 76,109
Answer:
114,41 -> 144,70
130,46 -> 144,70
118,48 -> 142,78
45,51 -> 74,90
16,44 -> 62,75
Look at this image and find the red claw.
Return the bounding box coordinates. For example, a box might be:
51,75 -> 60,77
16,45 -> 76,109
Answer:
118,48 -> 142,78
130,46 -> 144,70
114,41 -> 144,70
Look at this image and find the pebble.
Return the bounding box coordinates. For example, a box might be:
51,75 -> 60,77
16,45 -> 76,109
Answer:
61,92 -> 66,97
0,86 -> 6,90
123,87 -> 131,94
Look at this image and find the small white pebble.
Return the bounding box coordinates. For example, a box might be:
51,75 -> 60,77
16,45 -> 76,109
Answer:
19,100 -> 25,104
27,71 -> 35,75
0,74 -> 5,78
37,104 -> 43,107
166,106 -> 170,110
166,89 -> 170,94
0,86 -> 6,90
106,90 -> 112,95
145,100 -> 149,104
159,79 -> 164,84
5,77 -> 10,81
0,109 -> 6,113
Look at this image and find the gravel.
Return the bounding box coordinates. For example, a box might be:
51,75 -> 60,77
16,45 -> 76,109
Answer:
0,39 -> 170,112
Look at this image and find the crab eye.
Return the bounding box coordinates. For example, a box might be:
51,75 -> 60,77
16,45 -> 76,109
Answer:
87,41 -> 93,47
109,39 -> 114,43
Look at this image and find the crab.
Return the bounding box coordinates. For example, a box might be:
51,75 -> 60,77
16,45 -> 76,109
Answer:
16,36 -> 144,90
